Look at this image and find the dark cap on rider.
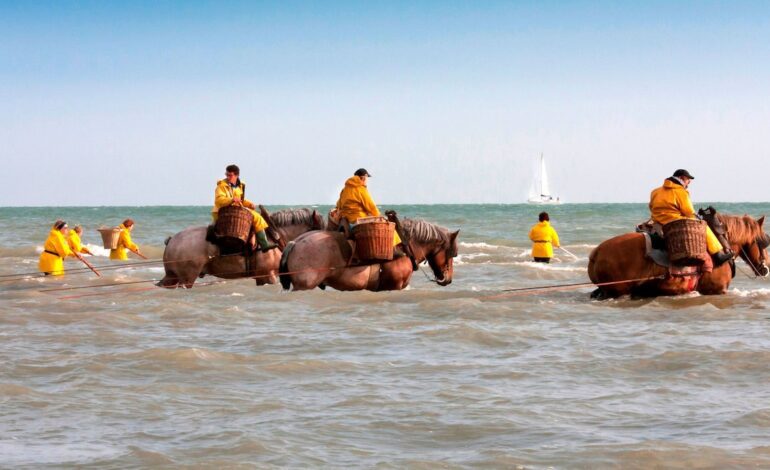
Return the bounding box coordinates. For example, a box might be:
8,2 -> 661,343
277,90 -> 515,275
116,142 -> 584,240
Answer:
673,169 -> 694,180
354,168 -> 371,177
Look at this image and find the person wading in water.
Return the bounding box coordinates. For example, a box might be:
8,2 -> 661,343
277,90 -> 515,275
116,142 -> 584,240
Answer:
649,169 -> 733,265
110,219 -> 147,260
529,212 -> 560,263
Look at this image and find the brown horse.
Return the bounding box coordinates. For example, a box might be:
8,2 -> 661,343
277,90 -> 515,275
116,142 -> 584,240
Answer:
159,208 -> 325,288
279,219 -> 459,291
588,214 -> 769,299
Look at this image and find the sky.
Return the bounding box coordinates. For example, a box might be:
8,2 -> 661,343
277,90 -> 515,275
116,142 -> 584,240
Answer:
1,0 -> 769,206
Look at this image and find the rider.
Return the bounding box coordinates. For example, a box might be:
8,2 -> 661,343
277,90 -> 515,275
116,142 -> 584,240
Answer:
212,164 -> 276,252
335,168 -> 401,247
649,169 -> 733,265
529,212 -> 560,263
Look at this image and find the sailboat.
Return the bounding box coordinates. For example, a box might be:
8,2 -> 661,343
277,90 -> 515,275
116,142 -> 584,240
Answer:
527,153 -> 561,204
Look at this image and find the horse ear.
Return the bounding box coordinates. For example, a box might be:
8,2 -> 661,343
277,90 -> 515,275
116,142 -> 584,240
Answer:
758,216 -> 766,228
450,230 -> 460,242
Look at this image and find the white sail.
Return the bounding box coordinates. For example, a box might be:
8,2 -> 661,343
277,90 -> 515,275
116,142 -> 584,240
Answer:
539,154 -> 551,197
527,153 -> 561,204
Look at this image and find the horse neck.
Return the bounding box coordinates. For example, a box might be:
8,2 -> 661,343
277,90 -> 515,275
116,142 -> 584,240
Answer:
277,223 -> 313,242
409,239 -> 442,263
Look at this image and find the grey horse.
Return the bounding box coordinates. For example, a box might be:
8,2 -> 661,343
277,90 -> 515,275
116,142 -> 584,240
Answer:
159,208 -> 325,288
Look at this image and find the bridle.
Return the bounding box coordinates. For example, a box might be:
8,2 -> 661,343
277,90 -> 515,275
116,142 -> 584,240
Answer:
739,232 -> 770,277
422,241 -> 457,285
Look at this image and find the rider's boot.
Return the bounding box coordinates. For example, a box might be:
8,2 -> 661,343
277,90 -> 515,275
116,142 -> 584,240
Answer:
256,230 -> 277,252
712,249 -> 734,266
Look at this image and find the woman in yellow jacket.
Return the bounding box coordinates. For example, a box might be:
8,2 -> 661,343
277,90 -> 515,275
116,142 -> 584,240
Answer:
67,225 -> 93,256
336,168 -> 400,246
39,220 -> 75,275
529,212 -> 560,263
110,219 -> 147,260
649,169 -> 732,265
212,164 -> 274,251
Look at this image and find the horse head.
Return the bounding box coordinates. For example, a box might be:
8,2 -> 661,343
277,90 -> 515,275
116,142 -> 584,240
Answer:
723,214 -> 769,277
402,219 -> 460,286
740,215 -> 769,277
427,229 -> 460,286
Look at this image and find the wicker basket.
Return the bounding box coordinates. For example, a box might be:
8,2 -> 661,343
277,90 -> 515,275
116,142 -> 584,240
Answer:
97,227 -> 122,250
663,219 -> 707,264
215,206 -> 253,246
352,218 -> 395,262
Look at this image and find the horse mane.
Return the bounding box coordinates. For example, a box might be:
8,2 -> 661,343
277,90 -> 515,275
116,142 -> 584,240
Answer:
718,214 -> 763,245
270,208 -> 326,229
401,218 -> 450,245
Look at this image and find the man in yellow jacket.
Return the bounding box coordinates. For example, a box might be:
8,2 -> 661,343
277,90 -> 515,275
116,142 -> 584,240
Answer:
336,168 -> 401,246
67,226 -> 94,256
212,164 -> 275,251
529,212 -> 560,263
649,169 -> 732,265
110,219 -> 147,260
39,220 -> 77,275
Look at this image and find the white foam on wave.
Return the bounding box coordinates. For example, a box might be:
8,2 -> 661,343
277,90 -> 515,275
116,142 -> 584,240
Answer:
730,288 -> 770,298
84,243 -> 111,257
460,241 -> 504,249
514,261 -> 587,273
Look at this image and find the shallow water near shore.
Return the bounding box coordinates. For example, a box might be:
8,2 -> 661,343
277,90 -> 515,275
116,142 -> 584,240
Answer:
2,203 -> 770,468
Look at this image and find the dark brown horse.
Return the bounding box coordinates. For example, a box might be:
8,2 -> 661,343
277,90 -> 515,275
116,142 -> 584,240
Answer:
159,208 -> 325,288
279,219 -> 459,291
588,214 -> 769,298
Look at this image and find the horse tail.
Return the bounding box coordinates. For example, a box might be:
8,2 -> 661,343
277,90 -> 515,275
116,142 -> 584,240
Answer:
279,241 -> 295,290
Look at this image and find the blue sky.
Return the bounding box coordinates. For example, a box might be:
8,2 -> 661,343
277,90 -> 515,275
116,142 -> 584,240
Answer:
1,1 -> 769,205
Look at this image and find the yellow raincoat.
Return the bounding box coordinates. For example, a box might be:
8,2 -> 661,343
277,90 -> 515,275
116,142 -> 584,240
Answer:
110,224 -> 139,260
39,229 -> 73,275
67,231 -> 89,255
336,176 -> 400,245
211,179 -> 268,232
529,221 -> 560,259
650,178 -> 722,254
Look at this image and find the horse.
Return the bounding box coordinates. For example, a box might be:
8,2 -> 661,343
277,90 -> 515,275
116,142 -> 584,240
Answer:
279,218 -> 459,291
588,214 -> 769,299
159,208 -> 325,288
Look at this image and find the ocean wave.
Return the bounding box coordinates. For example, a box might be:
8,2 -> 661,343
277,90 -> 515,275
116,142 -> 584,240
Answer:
730,288 -> 770,298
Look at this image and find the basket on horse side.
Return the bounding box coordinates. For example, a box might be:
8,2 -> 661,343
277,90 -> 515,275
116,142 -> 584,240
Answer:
663,218 -> 708,265
97,227 -> 122,250
214,206 -> 253,251
352,217 -> 395,262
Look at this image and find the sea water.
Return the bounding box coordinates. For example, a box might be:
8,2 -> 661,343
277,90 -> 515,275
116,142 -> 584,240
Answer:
1,203 -> 770,467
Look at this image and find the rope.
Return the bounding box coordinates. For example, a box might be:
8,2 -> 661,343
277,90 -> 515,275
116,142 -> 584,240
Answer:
485,275 -> 666,300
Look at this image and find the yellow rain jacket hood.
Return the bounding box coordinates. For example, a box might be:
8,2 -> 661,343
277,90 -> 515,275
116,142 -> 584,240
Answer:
39,229 -> 73,275
336,176 -> 380,223
529,221 -> 560,259
110,224 -> 139,260
649,178 -> 696,225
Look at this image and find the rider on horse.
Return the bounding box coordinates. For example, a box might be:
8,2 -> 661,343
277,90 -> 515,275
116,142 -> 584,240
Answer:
335,168 -> 402,247
212,164 -> 276,251
649,169 -> 733,265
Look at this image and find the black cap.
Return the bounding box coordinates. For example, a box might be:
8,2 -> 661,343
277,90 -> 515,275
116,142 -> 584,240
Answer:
354,168 -> 371,177
673,169 -> 694,180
